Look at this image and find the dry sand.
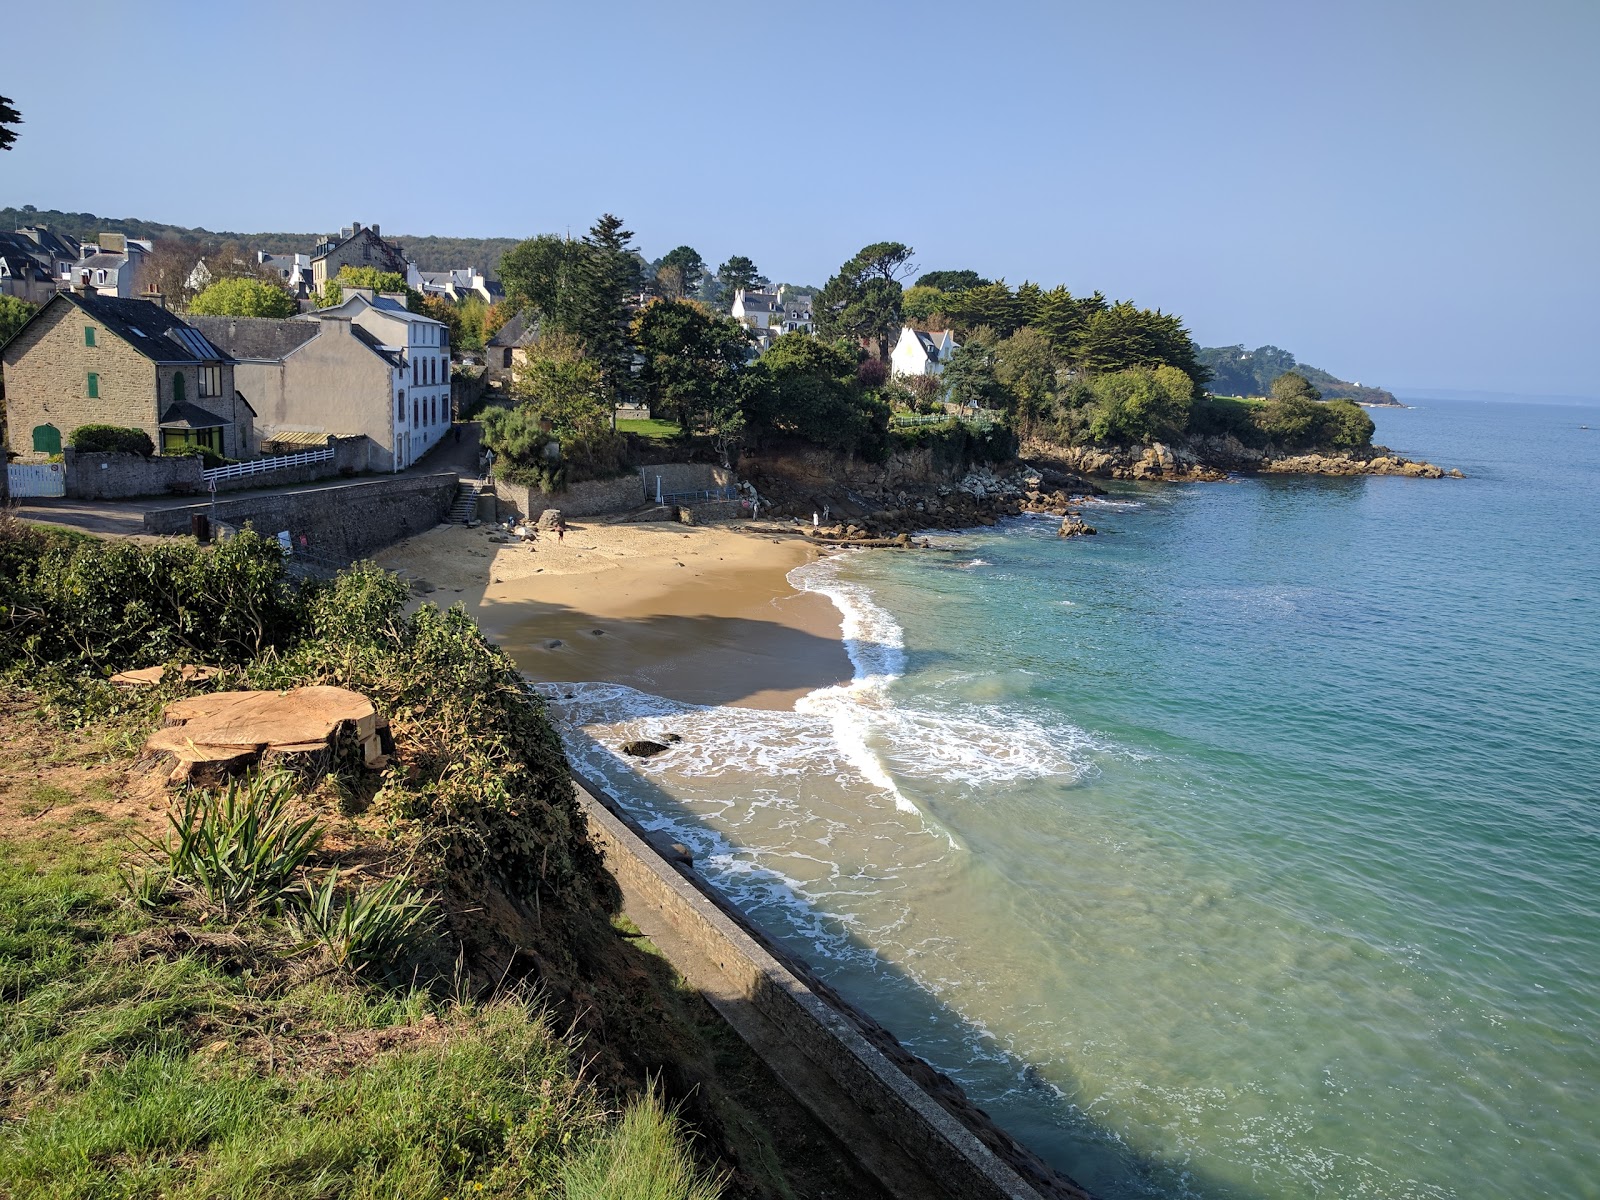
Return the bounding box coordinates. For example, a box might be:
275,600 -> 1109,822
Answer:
374,519 -> 851,710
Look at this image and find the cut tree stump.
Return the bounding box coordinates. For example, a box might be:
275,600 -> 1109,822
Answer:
145,686 -> 389,787
111,665 -> 223,688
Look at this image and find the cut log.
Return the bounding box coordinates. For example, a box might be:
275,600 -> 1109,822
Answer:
111,665 -> 223,688
146,686 -> 386,786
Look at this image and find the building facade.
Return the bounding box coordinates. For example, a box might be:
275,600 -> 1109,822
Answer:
890,326 -> 958,377
2,291 -> 252,461
310,222 -> 410,289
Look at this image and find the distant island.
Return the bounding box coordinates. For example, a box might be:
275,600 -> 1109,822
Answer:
1198,344 -> 1402,407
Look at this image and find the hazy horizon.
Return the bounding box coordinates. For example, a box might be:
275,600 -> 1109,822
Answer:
3,0 -> 1595,396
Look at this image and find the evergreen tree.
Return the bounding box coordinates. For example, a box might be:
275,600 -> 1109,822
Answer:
716,255 -> 768,307
569,214 -> 640,402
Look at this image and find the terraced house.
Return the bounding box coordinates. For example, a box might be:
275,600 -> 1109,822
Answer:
1,289 -> 253,461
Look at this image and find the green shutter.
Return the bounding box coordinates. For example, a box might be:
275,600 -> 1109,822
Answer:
87,372 -> 99,398
173,373 -> 185,403
84,326 -> 96,347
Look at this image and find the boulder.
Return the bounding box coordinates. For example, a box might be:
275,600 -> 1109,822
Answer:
620,739 -> 672,758
1058,517 -> 1097,538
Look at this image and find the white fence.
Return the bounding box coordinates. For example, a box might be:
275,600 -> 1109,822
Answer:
202,447 -> 334,485
7,462 -> 66,498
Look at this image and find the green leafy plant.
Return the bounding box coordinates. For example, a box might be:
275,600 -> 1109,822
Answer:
138,772 -> 323,917
68,424 -> 154,456
295,867 -> 435,974
560,1081 -> 726,1200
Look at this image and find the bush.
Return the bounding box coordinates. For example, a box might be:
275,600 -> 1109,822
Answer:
69,424 -> 153,456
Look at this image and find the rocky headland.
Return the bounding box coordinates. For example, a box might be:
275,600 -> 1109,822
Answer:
1024,434 -> 1464,483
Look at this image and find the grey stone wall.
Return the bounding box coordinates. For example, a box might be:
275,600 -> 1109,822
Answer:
573,777 -> 1082,1200
64,449 -> 203,500
641,462 -> 732,497
144,472 -> 457,562
494,473 -> 645,522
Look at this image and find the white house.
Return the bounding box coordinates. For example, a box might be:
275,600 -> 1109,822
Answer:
258,252 -> 314,299
891,326 -> 958,377
410,265 -> 499,305
311,288 -> 452,468
72,233 -> 153,297
730,287 -> 779,330
776,287 -> 815,334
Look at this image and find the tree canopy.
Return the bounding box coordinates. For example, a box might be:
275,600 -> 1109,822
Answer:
0,95 -> 20,151
915,269 -> 988,292
632,299 -> 750,430
189,277 -> 298,319
715,255 -> 768,305
0,294 -> 35,345
816,242 -> 915,363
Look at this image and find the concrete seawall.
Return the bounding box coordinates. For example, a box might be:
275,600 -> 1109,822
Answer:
572,772 -> 1093,1200
144,473 -> 458,562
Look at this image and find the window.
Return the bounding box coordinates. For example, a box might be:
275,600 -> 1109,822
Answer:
84,326 -> 96,347
412,358 -> 418,385
413,399 -> 419,426
173,373 -> 186,403
199,365 -> 221,398
95,269 -> 106,284
86,372 -> 99,398
397,390 -> 406,422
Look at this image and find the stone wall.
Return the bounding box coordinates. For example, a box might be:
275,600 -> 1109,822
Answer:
641,462 -> 732,498
144,472 -> 458,562
573,776 -> 1086,1200
61,436 -> 373,500
3,298 -> 157,462
494,473 -> 645,522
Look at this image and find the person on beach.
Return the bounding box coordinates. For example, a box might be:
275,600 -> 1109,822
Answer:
557,519 -> 566,542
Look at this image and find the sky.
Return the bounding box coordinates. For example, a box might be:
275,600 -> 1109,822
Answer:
3,0 -> 1596,395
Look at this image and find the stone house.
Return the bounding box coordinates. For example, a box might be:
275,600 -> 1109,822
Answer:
310,222 -> 409,290
71,233 -> 153,297
191,288 -> 451,471
890,326 -> 958,378
1,290 -> 253,461
484,310 -> 538,387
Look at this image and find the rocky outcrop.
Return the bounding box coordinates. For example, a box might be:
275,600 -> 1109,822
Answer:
1025,434 -> 1461,482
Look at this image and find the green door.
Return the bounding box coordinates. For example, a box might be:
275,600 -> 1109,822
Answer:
32,424 -> 61,454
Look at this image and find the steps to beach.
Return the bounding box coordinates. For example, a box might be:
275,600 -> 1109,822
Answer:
449,479 -> 482,524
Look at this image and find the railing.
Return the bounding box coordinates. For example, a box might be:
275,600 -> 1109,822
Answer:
202,446 -> 334,485
890,412 -> 951,428
658,485 -> 739,505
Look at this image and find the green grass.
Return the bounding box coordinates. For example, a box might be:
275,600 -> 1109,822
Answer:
0,822 -> 725,1199
615,418 -> 684,441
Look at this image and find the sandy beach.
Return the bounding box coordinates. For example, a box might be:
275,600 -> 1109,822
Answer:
374,519 -> 851,710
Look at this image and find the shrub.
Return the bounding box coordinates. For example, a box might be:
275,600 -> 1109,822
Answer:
137,772 -> 323,917
294,868 -> 436,974
69,424 -> 153,456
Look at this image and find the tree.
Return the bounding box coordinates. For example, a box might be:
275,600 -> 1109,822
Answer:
0,95 -> 20,151
901,285 -> 948,325
994,327 -> 1057,420
632,299 -> 751,430
1085,367 -> 1192,444
742,334 -> 876,451
568,213 -> 640,403
1271,371 -> 1321,404
500,234 -> 580,323
941,330 -> 1008,415
915,269 -> 988,292
716,255 -> 768,305
0,294 -> 35,345
1321,399 -> 1375,448
189,277 -> 298,319
816,242 -> 914,362
656,246 -> 706,300
944,280 -> 1023,338
317,266 -> 417,310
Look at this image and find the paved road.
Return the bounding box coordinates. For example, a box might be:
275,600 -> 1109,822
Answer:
14,423 -> 483,538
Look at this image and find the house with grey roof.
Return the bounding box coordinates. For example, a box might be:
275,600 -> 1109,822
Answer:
310,221 -> 409,289
12,226 -> 82,286
70,233 -> 153,297
0,232 -> 56,304
890,326 -> 959,379
2,289 -> 253,461
190,287 -> 451,471
484,310 -> 539,387
410,265 -> 500,305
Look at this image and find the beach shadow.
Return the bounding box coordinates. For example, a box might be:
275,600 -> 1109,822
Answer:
493,604 -> 859,709
564,739 -> 1271,1200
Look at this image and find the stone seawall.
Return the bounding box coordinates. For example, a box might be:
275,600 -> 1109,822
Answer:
144,473 -> 457,562
494,464 -> 734,522
64,436 -> 374,500
573,773 -> 1092,1200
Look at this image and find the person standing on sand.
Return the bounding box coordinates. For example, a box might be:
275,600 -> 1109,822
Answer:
557,519 -> 565,542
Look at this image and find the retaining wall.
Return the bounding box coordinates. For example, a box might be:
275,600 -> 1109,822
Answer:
63,436 -> 373,500
573,774 -> 1090,1200
144,472 -> 458,562
494,463 -> 735,522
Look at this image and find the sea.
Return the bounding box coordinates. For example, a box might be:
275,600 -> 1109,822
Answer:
537,397 -> 1600,1199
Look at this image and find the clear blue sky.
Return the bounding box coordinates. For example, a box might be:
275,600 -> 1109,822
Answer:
4,0 -> 1596,394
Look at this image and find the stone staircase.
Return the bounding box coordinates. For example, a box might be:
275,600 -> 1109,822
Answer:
449,478 -> 484,524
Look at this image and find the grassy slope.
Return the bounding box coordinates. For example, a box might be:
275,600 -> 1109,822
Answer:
0,524 -> 885,1200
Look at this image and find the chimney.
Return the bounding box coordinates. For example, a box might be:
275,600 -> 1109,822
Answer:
352,221 -> 362,234
144,291 -> 167,310
369,223 -> 379,238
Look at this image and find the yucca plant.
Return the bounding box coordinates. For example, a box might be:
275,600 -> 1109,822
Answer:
140,772 -> 323,916
295,867 -> 435,974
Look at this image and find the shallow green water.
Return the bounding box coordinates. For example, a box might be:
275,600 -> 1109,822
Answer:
548,398 -> 1600,1198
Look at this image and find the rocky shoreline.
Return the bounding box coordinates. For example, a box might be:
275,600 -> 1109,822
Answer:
1025,434 -> 1464,483
740,433 -> 1461,548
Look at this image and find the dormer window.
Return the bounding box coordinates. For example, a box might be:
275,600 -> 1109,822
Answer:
95,269 -> 107,284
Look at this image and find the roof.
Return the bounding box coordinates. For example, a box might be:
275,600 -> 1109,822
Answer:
42,293 -> 229,363
77,252 -> 127,272
260,428 -> 329,446
158,400 -> 231,429
737,289 -> 779,313
351,323 -> 404,366
187,315 -> 320,361
310,226 -> 407,271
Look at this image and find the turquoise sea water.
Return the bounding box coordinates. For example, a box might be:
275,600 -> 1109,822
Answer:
546,398 -> 1600,1198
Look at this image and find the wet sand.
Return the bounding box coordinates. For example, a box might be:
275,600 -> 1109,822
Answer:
374,520 -> 851,710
